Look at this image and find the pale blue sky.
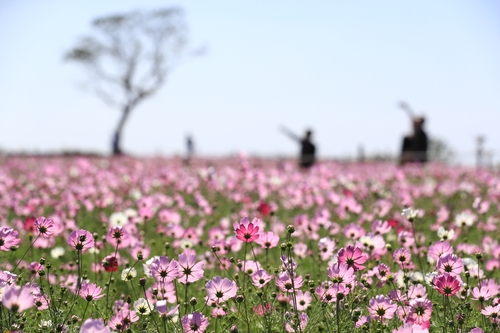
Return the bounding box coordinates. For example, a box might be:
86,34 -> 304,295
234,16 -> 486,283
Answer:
1,1 -> 499,163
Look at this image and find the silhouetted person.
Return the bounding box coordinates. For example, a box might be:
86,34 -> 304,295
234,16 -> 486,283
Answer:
281,127 -> 316,168
400,117 -> 428,165
184,135 -> 194,166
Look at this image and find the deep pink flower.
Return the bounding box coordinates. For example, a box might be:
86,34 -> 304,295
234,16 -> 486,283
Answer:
433,273 -> 461,296
177,252 -> 204,284
234,217 -> 260,243
79,282 -> 104,301
67,229 -> 95,252
368,295 -> 397,322
181,312 -> 209,333
79,318 -> 110,333
2,285 -> 34,312
34,217 -> 56,238
205,276 -> 237,304
337,246 -> 368,271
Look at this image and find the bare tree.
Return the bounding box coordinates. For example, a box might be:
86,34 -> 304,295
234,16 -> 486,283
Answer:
65,7 -> 189,155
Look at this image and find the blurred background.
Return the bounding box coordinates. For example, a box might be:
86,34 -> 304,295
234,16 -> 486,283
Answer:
1,0 -> 499,165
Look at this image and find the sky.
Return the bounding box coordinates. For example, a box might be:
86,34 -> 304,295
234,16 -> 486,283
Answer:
1,1 -> 500,164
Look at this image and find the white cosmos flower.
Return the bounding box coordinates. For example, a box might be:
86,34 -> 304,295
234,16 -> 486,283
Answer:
437,227 -> 455,241
454,211 -> 476,228
50,246 -> 65,259
109,211 -> 129,227
121,267 -> 137,281
134,298 -> 151,315
401,208 -> 418,220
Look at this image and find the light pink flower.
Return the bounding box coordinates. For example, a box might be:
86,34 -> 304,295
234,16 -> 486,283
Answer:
205,276 -> 237,304
181,312 -> 209,333
79,318 -> 110,333
67,229 -> 95,252
368,295 -> 397,322
2,285 -> 34,312
34,217 -> 55,238
177,252 -> 204,284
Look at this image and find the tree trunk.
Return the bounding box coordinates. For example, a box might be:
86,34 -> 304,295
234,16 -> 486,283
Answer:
112,105 -> 132,155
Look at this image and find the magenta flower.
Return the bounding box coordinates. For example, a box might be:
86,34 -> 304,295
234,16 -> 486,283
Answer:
79,318 -> 110,333
79,282 -> 104,301
34,217 -> 55,238
67,229 -> 95,252
2,285 -> 34,312
234,217 -> 260,243
255,231 -> 279,249
0,227 -> 21,251
368,294 -> 397,322
181,312 -> 209,333
337,246 -> 368,271
205,276 -> 237,304
150,256 -> 180,282
433,273 -> 462,296
177,252 -> 205,284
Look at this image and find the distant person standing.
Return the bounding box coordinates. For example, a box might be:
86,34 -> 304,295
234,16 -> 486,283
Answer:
281,126 -> 316,168
400,117 -> 428,164
184,135 -> 194,166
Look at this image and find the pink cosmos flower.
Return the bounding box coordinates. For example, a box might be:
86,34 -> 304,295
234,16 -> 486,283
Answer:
433,273 -> 461,296
327,263 -> 355,285
368,295 -> 397,322
471,286 -> 495,302
255,231 -> 279,249
480,304 -> 500,318
0,227 -> 21,251
67,229 -> 95,252
393,248 -> 412,269
374,263 -> 390,282
205,276 -> 237,304
79,282 -> 104,301
337,245 -> 368,271
34,217 -> 55,238
251,269 -> 272,288
275,272 -> 304,293
181,312 -> 209,333
177,252 -> 205,284
2,285 -> 34,312
468,329 -> 484,333
293,290 -> 312,311
427,241 -> 454,263
79,318 -> 110,333
318,237 -> 336,261
392,323 -> 429,333
108,309 -> 139,331
150,256 -> 180,282
408,298 -> 432,325
106,226 -> 132,249
437,253 -> 464,276
408,284 -> 428,300
233,217 -> 260,243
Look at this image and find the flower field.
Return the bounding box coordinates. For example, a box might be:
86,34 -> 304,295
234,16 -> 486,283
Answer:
1,156 -> 500,333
